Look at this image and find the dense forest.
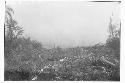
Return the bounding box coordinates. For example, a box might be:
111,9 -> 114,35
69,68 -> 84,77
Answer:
4,5 -> 120,81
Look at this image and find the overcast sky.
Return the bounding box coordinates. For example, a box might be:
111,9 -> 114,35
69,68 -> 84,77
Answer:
7,1 -> 120,48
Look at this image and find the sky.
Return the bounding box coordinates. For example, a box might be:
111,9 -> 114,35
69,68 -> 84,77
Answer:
7,1 -> 120,48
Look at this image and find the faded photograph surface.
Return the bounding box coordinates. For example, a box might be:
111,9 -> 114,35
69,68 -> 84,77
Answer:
4,1 -> 120,81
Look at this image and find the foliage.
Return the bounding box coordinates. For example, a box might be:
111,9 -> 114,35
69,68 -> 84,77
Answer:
106,17 -> 120,59
5,5 -> 23,44
5,38 -> 120,81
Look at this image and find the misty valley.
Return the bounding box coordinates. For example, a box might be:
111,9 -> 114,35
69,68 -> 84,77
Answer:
4,1 -> 120,81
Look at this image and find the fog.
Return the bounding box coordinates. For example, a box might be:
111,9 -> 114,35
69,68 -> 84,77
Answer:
7,1 -> 120,48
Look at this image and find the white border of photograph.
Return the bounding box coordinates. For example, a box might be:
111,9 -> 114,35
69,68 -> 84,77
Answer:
0,0 -> 124,83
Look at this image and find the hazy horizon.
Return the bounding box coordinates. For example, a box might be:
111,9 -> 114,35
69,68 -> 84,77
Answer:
7,1 -> 120,48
